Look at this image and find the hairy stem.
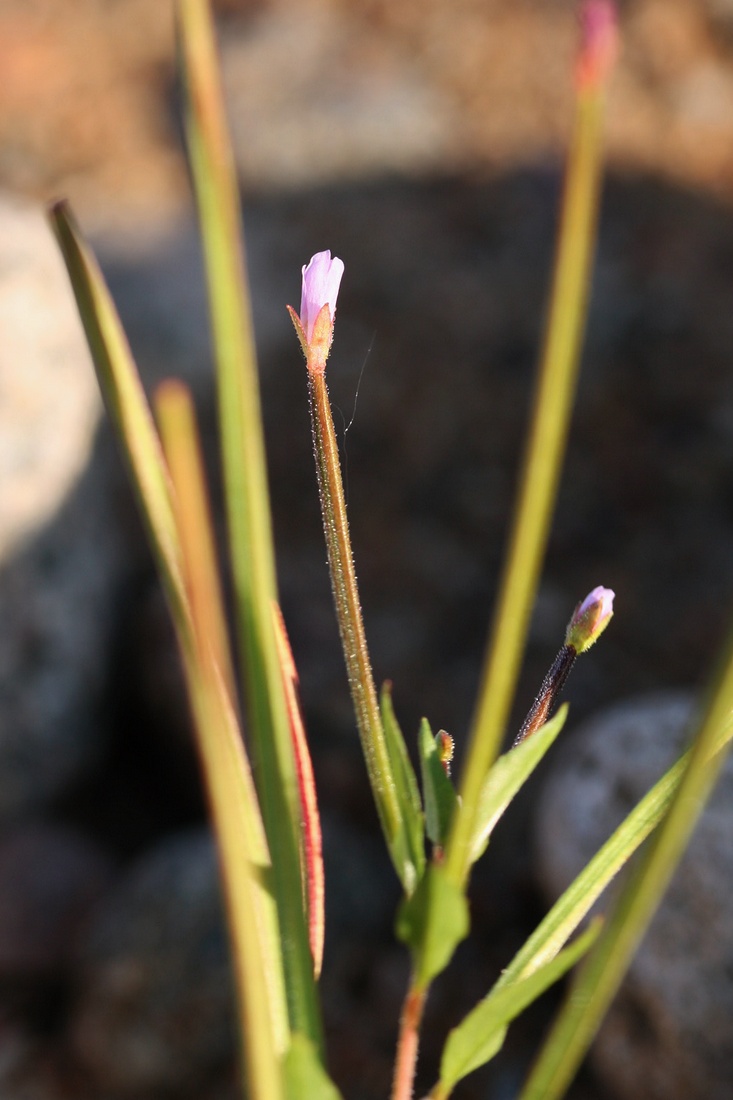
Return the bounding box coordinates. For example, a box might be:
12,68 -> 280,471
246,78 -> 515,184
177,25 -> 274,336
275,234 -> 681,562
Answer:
391,979 -> 427,1100
308,371 -> 400,841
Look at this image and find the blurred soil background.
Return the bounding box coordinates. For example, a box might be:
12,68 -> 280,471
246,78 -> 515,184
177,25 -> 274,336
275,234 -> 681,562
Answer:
1,0 -> 733,1097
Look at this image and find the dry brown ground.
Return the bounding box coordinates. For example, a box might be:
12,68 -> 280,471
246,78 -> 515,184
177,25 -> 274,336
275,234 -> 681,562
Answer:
0,0 -> 731,217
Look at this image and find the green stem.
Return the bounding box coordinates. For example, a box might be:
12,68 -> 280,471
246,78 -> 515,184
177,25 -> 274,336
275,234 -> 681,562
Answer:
445,78 -> 609,890
177,0 -> 321,1046
309,371 -> 400,841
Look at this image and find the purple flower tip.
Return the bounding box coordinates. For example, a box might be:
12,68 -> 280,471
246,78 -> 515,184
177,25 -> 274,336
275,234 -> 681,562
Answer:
300,251 -> 345,343
580,585 -> 614,620
566,585 -> 615,653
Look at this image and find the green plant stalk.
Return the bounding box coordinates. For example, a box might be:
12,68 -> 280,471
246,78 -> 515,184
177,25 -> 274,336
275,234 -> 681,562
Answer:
309,372 -> 401,844
519,640 -> 733,1100
445,75 -> 609,890
177,0 -> 321,1044
184,663 -> 286,1100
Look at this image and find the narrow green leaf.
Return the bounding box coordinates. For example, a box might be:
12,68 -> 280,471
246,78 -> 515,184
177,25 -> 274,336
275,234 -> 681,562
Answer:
283,1034 -> 343,1100
395,863 -> 469,989
381,684 -> 426,893
493,709 -> 733,1029
501,709 -> 733,997
177,0 -> 321,1046
470,705 -> 568,864
381,685 -> 423,831
437,921 -> 600,1097
48,201 -> 187,629
496,754 -> 686,994
418,718 -> 458,848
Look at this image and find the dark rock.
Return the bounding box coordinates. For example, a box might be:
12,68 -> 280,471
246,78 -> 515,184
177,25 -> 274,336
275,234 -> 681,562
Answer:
0,823 -> 112,983
0,1027 -> 67,1100
71,830 -> 235,1098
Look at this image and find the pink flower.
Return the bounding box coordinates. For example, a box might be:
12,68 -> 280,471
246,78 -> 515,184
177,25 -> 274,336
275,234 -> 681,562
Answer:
287,251 -> 345,375
565,585 -> 615,653
300,251 -> 345,343
576,0 -> 618,90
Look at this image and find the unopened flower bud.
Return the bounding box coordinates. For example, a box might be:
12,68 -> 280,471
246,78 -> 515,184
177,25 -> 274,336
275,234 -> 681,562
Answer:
287,250 -> 344,375
515,585 -> 615,746
565,585 -> 614,653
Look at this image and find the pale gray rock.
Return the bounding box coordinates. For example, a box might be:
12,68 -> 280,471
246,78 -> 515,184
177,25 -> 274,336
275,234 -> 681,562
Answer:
535,692 -> 733,1100
0,192 -> 134,819
0,193 -> 99,561
71,830 -> 235,1098
221,4 -> 463,190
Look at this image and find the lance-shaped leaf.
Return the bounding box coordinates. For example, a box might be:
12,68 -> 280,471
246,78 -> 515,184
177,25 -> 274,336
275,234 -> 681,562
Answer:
470,706 -> 568,865
283,1033 -> 343,1100
494,706 -> 733,1008
418,719 -> 458,848
435,920 -> 600,1098
381,684 -> 426,894
395,863 -> 469,990
48,201 -> 186,626
273,606 -> 325,979
496,754 -> 684,993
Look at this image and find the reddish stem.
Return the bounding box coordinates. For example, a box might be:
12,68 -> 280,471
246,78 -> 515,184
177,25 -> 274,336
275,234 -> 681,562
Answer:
391,981 -> 427,1100
513,643 -> 577,747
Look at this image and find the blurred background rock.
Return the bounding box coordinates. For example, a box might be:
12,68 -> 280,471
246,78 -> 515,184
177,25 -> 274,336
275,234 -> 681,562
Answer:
1,0 -> 733,1097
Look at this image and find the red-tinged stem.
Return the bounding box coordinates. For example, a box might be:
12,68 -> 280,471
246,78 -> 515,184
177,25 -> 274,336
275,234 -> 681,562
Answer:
513,643 -> 577,747
391,980 -> 427,1100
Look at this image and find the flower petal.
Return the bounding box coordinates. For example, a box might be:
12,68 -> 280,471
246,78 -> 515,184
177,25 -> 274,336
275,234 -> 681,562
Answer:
300,251 -> 345,342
